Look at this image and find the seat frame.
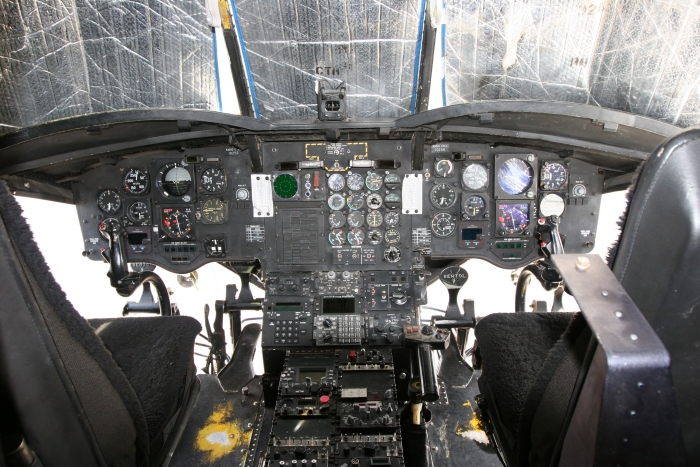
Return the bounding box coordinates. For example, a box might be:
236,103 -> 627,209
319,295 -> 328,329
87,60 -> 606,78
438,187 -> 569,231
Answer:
547,254 -> 684,466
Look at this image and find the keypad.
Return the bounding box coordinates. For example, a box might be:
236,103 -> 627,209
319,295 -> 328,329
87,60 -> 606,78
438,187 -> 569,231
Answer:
271,320 -> 306,344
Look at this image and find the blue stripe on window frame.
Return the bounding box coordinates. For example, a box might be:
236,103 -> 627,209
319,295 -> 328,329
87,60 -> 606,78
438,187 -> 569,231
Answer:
228,0 -> 260,118
410,0 -> 428,114
212,29 -> 223,112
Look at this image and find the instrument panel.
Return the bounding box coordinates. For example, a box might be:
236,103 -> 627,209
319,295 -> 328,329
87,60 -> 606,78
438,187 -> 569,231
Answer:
74,140 -> 603,274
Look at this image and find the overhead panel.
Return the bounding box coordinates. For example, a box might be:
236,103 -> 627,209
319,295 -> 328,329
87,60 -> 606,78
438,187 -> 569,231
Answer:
232,0 -> 425,120
0,0 -> 217,135
444,0 -> 700,127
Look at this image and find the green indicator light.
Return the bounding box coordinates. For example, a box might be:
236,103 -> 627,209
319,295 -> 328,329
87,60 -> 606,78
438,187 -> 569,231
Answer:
273,174 -> 298,199
510,243 -> 515,248
517,243 -> 522,248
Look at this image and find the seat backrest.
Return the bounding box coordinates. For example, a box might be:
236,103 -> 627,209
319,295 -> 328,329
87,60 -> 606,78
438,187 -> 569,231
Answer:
610,129 -> 700,465
0,180 -> 150,466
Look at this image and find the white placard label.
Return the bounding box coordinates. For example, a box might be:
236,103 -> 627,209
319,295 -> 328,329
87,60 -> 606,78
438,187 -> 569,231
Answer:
402,174 -> 423,215
251,174 -> 273,218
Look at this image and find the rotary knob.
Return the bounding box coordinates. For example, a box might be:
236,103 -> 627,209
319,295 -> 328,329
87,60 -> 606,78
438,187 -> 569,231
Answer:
294,447 -> 306,459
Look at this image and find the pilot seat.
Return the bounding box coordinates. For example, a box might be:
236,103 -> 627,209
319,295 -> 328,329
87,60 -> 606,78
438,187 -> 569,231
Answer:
473,128 -> 700,466
0,179 -> 201,466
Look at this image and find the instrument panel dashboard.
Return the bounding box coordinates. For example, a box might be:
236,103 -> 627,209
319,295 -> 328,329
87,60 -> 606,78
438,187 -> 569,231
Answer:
73,140 -> 603,274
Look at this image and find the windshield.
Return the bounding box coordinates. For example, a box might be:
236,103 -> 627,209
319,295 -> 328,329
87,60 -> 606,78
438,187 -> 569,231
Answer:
1,0 -> 697,130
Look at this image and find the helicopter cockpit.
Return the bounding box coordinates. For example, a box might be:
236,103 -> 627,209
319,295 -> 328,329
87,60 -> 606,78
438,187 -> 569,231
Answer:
0,1 -> 698,466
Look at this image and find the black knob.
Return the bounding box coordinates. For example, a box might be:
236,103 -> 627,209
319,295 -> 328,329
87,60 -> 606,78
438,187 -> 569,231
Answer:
385,334 -> 396,343
363,443 -> 377,456
294,447 -> 306,459
323,318 -> 333,328
278,284 -> 286,292
421,325 -> 434,335
376,323 -> 385,332
291,284 -> 299,291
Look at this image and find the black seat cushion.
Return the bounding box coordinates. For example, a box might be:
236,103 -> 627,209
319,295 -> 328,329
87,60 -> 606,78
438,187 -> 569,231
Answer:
475,312 -> 574,439
475,312 -> 593,467
89,316 -> 201,446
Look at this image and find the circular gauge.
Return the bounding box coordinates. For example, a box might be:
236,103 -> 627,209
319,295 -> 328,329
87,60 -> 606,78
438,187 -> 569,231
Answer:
163,209 -> 192,238
202,198 -> 227,223
128,201 -> 150,223
385,211 -> 400,227
346,193 -> 364,211
498,158 -> 534,195
497,203 -> 530,234
329,211 -> 346,228
367,210 -> 383,228
385,228 -> 401,244
327,173 -> 345,192
384,193 -> 400,208
384,246 -> 401,263
462,164 -> 489,191
367,229 -> 383,245
366,193 -> 383,209
463,196 -> 486,218
430,183 -> 457,209
97,189 -> 121,214
328,193 -> 345,211
540,162 -> 568,190
98,217 -> 121,237
384,173 -> 401,189
365,172 -> 383,191
235,187 -> 249,201
347,211 -> 364,228
431,213 -> 457,237
347,173 -> 364,191
329,229 -> 345,246
273,174 -> 298,199
347,229 -> 365,245
160,164 -> 192,197
200,168 -> 226,193
540,193 -> 565,217
434,159 -> 454,177
123,169 -> 149,195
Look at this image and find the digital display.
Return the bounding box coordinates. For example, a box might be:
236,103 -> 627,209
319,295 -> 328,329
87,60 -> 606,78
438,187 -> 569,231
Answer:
323,297 -> 355,314
299,370 -> 326,383
127,232 -> 148,245
497,203 -> 530,234
461,228 -> 482,241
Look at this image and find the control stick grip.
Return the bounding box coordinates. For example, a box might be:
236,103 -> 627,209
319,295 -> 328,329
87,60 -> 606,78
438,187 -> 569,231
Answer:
99,222 -> 129,288
416,343 -> 439,402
